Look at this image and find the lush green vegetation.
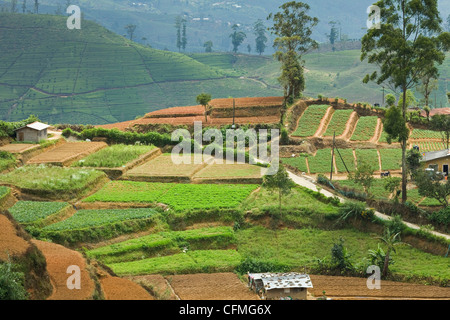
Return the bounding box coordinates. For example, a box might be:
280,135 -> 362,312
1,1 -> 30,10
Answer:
334,179 -> 391,200
0,151 -> 16,172
351,116 -> 378,141
355,149 -> 380,171
335,148 -> 356,173
0,165 -> 106,199
86,226 -> 236,264
292,105 -> 330,137
9,201 -> 69,225
410,129 -> 443,139
308,149 -> 333,174
0,186 -> 9,200
323,109 -> 354,137
84,181 -> 259,211
72,144 -> 154,168
281,156 -> 309,173
379,149 -> 402,171
109,249 -> 241,276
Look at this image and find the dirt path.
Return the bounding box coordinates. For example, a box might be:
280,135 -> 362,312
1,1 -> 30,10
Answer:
31,240 -> 95,300
340,112 -> 359,141
314,106 -> 334,137
370,118 -> 383,144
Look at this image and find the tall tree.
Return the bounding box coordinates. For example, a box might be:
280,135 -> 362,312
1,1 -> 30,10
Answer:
263,166 -> 295,219
416,71 -> 439,108
203,40 -> 213,53
125,24 -> 137,41
361,0 -> 450,203
268,1 -> 319,106
253,19 -> 268,55
181,19 -> 187,52
327,21 -> 339,51
196,93 -> 212,123
229,24 -> 246,53
11,0 -> 17,13
175,16 -> 182,52
33,0 -> 38,14
21,0 -> 26,13
446,14 -> 450,32
430,114 -> 450,149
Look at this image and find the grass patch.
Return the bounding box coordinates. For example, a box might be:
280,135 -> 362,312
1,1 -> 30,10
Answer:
72,144 -> 154,168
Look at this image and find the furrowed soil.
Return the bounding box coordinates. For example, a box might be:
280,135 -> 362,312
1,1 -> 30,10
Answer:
27,142 -> 107,165
100,275 -> 154,300
167,273 -> 259,300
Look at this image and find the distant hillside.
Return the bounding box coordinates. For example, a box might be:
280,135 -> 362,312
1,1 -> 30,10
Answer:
0,13 -> 282,125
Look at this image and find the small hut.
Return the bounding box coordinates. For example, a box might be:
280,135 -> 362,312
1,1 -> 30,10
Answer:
15,122 -> 50,143
248,273 -> 313,300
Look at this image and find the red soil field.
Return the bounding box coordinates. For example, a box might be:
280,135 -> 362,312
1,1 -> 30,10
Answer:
31,239 -> 95,300
0,214 -> 30,261
100,276 -> 154,300
0,144 -> 39,154
27,142 -> 107,165
209,97 -> 284,109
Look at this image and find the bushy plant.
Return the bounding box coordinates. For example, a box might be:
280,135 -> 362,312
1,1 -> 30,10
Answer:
429,207 -> 450,227
235,257 -> 290,274
0,260 -> 28,300
338,201 -> 374,222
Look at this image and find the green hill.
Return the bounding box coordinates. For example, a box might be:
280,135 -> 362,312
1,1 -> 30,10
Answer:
0,13 -> 282,125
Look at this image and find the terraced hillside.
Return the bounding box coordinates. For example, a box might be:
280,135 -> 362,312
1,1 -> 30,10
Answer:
0,13 -> 282,125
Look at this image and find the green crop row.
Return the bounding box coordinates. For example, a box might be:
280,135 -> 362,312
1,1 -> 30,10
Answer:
84,181 -> 259,211
109,249 -> 241,276
86,226 -> 236,264
9,201 -> 69,225
292,105 -> 330,137
308,149 -> 333,174
323,109 -> 354,137
410,129 -> 442,140
379,149 -> 402,171
72,144 -> 155,168
351,116 -> 378,141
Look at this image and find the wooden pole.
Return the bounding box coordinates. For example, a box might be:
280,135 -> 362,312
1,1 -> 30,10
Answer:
330,132 -> 335,180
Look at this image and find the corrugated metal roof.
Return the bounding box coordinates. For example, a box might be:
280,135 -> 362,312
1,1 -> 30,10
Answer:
421,149 -> 450,162
15,121 -> 50,131
248,273 -> 313,290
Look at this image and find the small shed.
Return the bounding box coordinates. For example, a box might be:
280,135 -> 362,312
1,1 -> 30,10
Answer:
248,273 -> 313,300
420,149 -> 450,176
15,121 -> 50,143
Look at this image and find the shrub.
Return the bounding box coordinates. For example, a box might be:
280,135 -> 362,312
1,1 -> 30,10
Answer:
235,257 -> 290,274
429,207 -> 450,227
0,260 -> 28,300
338,201 -> 374,221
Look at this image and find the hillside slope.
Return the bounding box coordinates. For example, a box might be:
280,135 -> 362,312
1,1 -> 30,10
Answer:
0,13 -> 281,125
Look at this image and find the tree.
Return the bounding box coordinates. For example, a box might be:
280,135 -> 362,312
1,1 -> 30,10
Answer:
348,160 -> 375,196
414,170 -> 449,207
385,93 -> 396,107
446,14 -> 450,32
383,104 -> 410,146
377,228 -> 406,278
430,114 -> 450,149
196,93 -> 212,123
268,1 -> 319,105
423,106 -> 431,121
33,0 -> 38,13
262,166 -> 295,219
181,19 -> 187,51
175,16 -> 182,52
253,19 -> 268,55
11,0 -> 18,13
397,89 -> 416,109
406,148 -> 422,179
247,44 -> 251,54
326,21 -> 339,51
203,40 -> 213,53
21,0 -> 26,13
361,0 -> 450,204
229,24 -> 246,53
416,71 -> 439,109
383,177 -> 402,202
125,24 -> 137,41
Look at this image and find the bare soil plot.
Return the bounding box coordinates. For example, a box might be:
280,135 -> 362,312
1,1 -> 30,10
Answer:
100,276 -> 154,300
27,142 -> 107,166
130,274 -> 179,300
167,273 -> 260,300
0,143 -> 38,154
124,154 -> 211,182
309,275 -> 450,300
146,105 -> 204,118
31,239 -> 95,300
0,214 -> 30,261
193,162 -> 264,183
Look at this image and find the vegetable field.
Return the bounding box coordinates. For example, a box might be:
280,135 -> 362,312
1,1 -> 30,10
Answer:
335,148 -> 356,173
355,149 -> 380,171
9,201 -> 69,225
379,149 -> 402,171
410,129 -> 442,140
292,105 -> 330,137
281,156 -> 309,173
350,116 -> 378,141
308,149 -> 333,174
323,109 -> 354,137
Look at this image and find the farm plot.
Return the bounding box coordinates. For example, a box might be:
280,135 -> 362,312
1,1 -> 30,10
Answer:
355,149 -> 380,172
292,105 -> 330,137
308,149 -> 333,174
0,165 -> 106,200
410,129 -> 442,140
86,226 -> 236,264
0,143 -> 38,154
350,116 -> 378,141
38,208 -> 160,243
27,142 -> 107,166
334,148 -> 356,173
124,154 -> 209,182
415,141 -> 447,152
109,250 -> 242,276
379,148 -> 402,171
72,144 -> 155,168
83,181 -> 259,211
0,214 -> 30,261
323,109 -> 354,137
192,162 -> 264,183
9,201 -> 70,226
168,273 -> 259,300
333,179 -> 391,200
281,156 -> 309,173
